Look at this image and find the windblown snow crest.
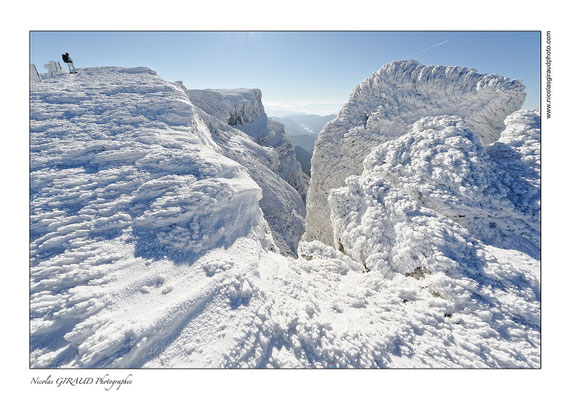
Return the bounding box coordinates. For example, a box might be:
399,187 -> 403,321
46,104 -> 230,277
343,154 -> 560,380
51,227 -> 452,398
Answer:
30,64 -> 539,368
30,67 -> 300,367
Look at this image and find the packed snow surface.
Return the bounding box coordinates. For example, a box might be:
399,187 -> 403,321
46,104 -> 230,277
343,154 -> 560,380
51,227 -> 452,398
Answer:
30,65 -> 539,368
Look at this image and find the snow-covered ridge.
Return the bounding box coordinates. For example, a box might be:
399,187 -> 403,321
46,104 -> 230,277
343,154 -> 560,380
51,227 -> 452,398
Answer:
186,87 -> 307,201
30,66 -> 275,267
305,60 -> 526,246
29,67 -> 295,367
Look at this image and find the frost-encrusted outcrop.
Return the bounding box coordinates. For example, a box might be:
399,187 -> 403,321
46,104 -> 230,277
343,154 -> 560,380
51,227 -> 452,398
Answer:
306,60 -> 526,246
186,88 -> 307,201
487,109 -> 540,240
322,112 -> 540,368
329,112 -> 540,273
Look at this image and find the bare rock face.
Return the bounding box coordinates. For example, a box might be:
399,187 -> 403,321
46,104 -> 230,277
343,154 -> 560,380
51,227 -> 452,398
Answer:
305,60 -> 526,247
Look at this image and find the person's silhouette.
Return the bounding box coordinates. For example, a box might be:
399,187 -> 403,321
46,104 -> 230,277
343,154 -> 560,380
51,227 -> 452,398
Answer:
61,52 -> 77,74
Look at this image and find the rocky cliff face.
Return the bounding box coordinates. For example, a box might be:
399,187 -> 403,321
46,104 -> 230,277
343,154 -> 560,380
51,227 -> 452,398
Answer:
305,60 -> 526,247
186,88 -> 307,201
184,86 -> 307,254
185,88 -> 266,128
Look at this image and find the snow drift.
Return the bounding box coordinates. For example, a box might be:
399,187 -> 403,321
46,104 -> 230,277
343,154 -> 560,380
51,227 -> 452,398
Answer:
30,63 -> 539,368
305,60 -> 526,246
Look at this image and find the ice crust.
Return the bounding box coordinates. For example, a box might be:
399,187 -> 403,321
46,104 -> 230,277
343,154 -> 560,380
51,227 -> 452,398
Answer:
30,65 -> 539,368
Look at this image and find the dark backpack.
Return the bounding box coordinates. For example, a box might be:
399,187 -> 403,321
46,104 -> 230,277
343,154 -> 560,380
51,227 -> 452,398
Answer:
62,53 -> 70,63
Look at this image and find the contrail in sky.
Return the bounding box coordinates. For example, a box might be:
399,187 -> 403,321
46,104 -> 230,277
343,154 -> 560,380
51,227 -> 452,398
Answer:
406,40 -> 449,58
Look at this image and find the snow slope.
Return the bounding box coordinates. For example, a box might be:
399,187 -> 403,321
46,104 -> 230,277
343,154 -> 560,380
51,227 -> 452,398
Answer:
305,60 -> 526,246
30,65 -> 539,368
30,67 -> 276,366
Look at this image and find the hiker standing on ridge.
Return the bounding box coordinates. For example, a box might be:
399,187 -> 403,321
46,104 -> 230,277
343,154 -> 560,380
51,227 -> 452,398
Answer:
61,52 -> 77,74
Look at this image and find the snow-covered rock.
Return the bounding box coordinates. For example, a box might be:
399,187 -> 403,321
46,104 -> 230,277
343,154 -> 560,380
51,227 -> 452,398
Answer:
305,60 -> 526,246
29,64 -> 539,369
185,88 -> 266,128
320,111 -> 540,368
329,112 -> 540,273
186,88 -> 307,201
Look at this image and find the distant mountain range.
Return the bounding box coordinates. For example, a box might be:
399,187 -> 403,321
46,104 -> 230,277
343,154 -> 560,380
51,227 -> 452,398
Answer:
289,134 -> 316,152
271,114 -> 336,137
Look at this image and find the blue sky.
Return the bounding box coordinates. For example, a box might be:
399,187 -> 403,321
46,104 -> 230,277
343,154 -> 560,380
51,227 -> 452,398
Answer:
31,31 -> 540,115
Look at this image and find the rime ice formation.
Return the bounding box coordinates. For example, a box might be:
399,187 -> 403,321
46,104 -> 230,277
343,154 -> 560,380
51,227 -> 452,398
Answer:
30,65 -> 539,368
305,60 -> 526,246
186,88 -> 307,201
329,112 -> 540,273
